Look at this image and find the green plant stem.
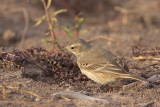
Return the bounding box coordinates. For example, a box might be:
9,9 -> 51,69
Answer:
41,0 -> 61,49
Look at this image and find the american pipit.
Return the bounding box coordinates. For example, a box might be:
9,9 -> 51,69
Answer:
65,38 -> 148,85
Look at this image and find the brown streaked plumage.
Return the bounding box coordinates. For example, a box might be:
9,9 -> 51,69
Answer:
66,38 -> 148,85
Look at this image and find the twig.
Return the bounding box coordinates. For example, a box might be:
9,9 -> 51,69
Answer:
2,86 -> 6,99
22,49 -> 34,58
147,75 -> 160,83
141,50 -> 160,54
53,91 -> 109,103
26,60 -> 47,71
0,85 -> 42,99
0,100 -> 36,104
131,56 -> 160,61
87,36 -> 119,43
41,0 -> 61,49
20,8 -> 29,46
138,101 -> 154,107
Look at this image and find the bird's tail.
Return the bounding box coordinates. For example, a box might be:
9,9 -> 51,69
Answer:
120,74 -> 149,83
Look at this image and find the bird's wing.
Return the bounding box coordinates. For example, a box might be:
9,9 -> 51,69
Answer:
78,62 -> 128,75
102,48 -> 129,73
78,48 -> 129,75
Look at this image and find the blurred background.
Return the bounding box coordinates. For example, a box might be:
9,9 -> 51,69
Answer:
0,0 -> 160,50
0,1 -> 160,106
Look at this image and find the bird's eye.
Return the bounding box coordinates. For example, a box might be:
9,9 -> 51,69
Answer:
71,47 -> 75,49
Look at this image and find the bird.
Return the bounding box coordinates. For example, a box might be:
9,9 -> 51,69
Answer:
65,38 -> 149,85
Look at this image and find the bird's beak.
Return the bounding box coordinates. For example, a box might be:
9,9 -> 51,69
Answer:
60,47 -> 67,51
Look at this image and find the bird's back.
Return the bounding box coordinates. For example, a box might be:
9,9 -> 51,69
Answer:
78,46 -> 129,74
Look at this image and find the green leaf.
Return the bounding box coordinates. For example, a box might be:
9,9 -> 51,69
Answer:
63,27 -> 75,39
77,18 -> 84,32
41,15 -> 46,20
51,17 -> 57,23
47,0 -> 52,9
34,15 -> 46,27
74,17 -> 84,32
42,39 -> 49,43
79,30 -> 88,36
45,32 -> 50,36
51,9 -> 67,17
34,20 -> 42,27
42,38 -> 53,43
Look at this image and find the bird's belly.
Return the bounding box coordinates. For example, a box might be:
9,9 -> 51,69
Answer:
81,70 -> 117,84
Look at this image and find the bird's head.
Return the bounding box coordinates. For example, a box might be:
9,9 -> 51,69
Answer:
65,38 -> 90,56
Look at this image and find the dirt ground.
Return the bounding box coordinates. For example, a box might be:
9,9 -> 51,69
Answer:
0,0 -> 160,107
